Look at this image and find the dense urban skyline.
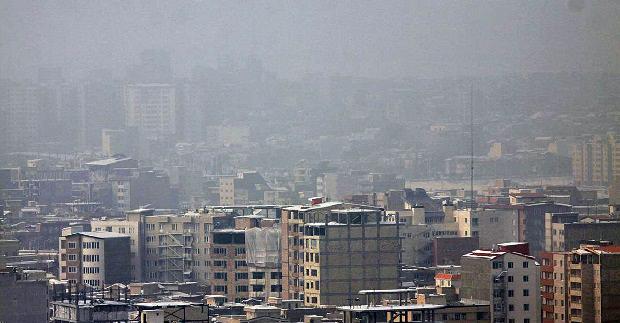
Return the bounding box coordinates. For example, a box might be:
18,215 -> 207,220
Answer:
2,1 -> 620,323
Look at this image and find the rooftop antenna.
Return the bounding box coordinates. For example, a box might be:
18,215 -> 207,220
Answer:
469,84 -> 475,209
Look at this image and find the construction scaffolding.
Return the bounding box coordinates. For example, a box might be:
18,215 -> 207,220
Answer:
158,232 -> 185,282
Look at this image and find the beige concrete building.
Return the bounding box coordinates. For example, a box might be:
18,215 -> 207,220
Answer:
543,212 -> 579,252
540,251 -> 571,323
207,216 -> 282,302
59,231 -> 131,287
572,133 -> 620,187
208,229 -> 250,301
460,246 -> 541,323
302,209 -> 400,307
454,207 -> 518,249
281,202 -> 349,301
566,243 -> 620,322
91,209 -> 213,283
281,202 -> 399,306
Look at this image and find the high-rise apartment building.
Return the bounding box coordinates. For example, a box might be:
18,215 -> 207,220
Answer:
91,209 -> 212,283
572,133 -> 620,187
281,202 -> 400,307
204,214 -> 282,302
59,231 -> 131,287
460,243 -> 541,323
566,242 -> 620,322
540,251 -> 571,323
124,83 -> 176,139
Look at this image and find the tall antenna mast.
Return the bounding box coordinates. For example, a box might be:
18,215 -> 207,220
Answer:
469,84 -> 474,209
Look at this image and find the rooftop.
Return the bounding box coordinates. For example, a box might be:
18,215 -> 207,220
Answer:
85,157 -> 134,167
463,249 -> 537,261
70,231 -> 130,239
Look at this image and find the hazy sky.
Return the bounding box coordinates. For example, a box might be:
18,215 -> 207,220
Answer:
1,0 -> 619,80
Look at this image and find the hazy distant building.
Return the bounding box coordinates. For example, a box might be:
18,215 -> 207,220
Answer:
124,83 -> 176,139
101,129 -> 131,156
0,82 -> 39,150
109,168 -> 178,211
219,171 -> 271,206
20,178 -> 73,205
78,75 -> 123,149
572,133 -> 620,186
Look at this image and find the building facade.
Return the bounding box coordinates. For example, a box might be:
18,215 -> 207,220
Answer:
59,231 -> 131,287
460,244 -> 541,323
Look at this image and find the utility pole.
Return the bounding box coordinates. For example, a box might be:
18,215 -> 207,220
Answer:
469,84 -> 475,209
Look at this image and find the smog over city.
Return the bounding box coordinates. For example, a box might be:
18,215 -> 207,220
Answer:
1,1 -> 620,322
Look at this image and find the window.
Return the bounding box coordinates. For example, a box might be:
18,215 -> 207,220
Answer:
271,285 -> 282,292
271,272 -> 281,279
235,273 -> 248,280
236,285 -> 248,292
524,319 -> 530,323
213,247 -> 227,255
492,261 -> 503,269
508,262 -> 514,268
523,261 -> 529,268
68,242 -> 76,249
508,290 -> 514,297
68,266 -> 77,273
508,276 -> 514,282
523,304 -> 529,311
523,289 -> 529,297
68,254 -> 77,261
214,272 -> 227,280
523,275 -> 529,282
235,260 -> 247,268
252,285 -> 264,292
235,247 -> 246,255
252,272 -> 265,279
508,304 -> 514,311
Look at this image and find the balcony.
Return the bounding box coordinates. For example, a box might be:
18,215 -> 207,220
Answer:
541,278 -> 554,286
541,292 -> 554,300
